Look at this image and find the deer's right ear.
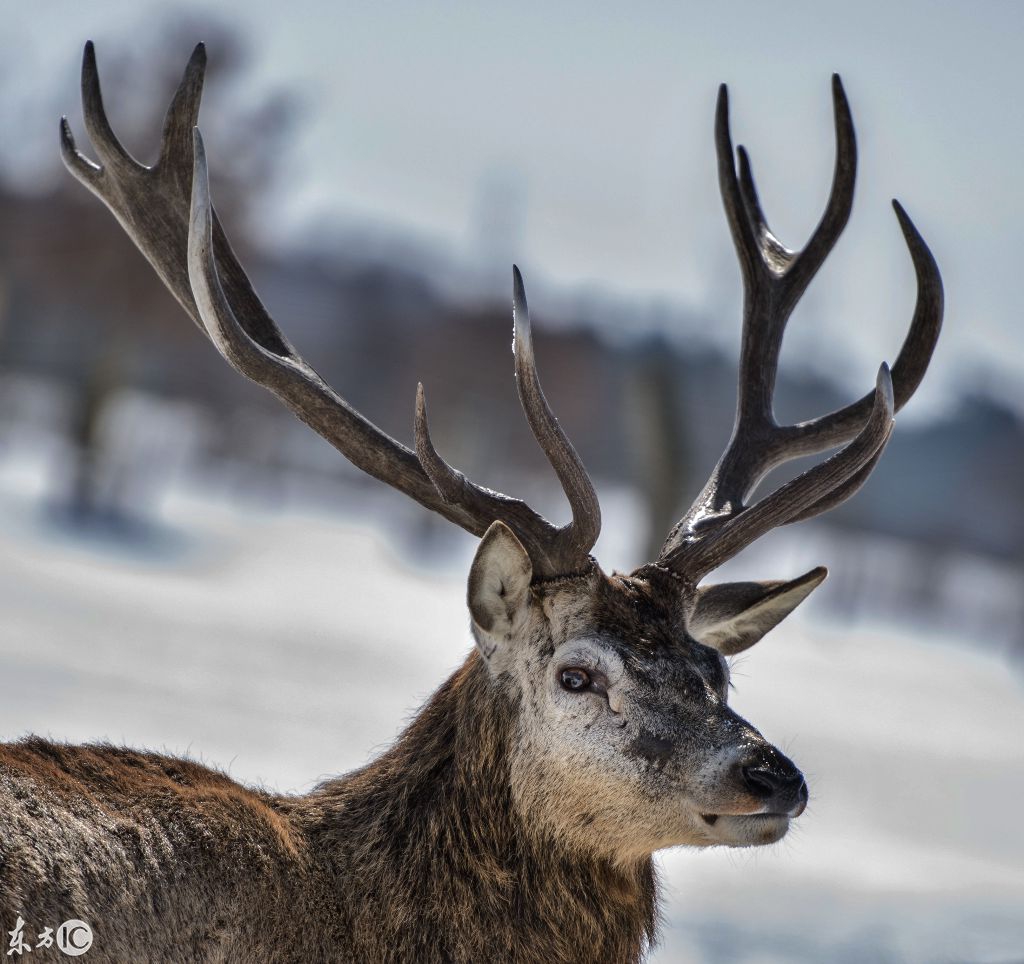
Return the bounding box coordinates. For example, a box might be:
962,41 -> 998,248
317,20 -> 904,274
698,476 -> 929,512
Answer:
468,522 -> 533,666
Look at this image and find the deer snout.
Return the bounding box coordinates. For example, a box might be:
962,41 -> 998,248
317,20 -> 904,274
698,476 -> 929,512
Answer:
736,747 -> 808,817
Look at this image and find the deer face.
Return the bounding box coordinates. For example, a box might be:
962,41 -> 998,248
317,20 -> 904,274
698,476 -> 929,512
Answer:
469,522 -> 824,858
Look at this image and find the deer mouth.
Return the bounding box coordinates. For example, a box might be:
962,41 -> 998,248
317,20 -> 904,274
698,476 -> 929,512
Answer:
700,802 -> 805,826
697,811 -> 794,847
699,786 -> 808,827
701,811 -> 791,823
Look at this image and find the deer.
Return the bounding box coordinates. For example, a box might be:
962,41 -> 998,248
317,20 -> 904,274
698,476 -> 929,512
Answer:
0,42 -> 942,963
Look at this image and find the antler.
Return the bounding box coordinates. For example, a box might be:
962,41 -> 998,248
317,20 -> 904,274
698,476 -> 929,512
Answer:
61,42 -> 600,578
657,76 -> 943,581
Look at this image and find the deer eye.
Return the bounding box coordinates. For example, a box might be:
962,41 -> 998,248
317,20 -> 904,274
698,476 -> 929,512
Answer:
560,668 -> 591,692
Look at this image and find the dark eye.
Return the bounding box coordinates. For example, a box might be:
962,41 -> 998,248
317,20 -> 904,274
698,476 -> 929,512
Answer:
560,668 -> 591,692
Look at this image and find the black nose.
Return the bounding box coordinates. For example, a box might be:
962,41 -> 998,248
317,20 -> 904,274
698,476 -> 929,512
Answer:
738,750 -> 807,814
742,765 -> 807,800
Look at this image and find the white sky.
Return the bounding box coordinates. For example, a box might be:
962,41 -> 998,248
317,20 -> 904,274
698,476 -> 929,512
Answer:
9,1 -> 1024,419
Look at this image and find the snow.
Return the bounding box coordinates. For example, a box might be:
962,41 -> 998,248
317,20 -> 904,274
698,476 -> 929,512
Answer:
1,449 -> 1022,962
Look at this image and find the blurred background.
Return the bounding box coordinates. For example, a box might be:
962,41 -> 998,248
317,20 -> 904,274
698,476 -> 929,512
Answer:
2,2 -> 1023,961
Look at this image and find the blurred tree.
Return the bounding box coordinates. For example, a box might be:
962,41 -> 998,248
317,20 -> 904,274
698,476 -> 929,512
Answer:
623,339 -> 693,563
0,17 -> 299,521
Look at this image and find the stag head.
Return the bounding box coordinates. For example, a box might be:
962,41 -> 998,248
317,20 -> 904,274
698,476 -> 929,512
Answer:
469,525 -> 828,851
62,44 -> 941,853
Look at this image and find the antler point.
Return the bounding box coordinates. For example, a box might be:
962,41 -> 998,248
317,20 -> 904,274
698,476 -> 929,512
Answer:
876,362 -> 895,412
187,42 -> 208,74
512,266 -> 529,320
82,41 -> 97,75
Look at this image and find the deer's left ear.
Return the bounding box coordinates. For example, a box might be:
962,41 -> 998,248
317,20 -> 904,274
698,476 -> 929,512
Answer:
688,567 -> 828,656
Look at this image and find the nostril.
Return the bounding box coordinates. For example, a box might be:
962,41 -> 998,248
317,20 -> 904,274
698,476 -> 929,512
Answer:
740,765 -> 779,799
741,765 -> 807,804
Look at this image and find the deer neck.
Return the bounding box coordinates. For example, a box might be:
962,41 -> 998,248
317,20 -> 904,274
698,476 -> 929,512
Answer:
296,651 -> 659,963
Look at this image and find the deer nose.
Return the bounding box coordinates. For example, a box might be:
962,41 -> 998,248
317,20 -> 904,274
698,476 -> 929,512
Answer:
738,754 -> 808,815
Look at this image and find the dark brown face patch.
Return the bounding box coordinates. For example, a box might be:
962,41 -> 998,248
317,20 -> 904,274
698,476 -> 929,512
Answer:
626,730 -> 675,769
585,570 -> 688,653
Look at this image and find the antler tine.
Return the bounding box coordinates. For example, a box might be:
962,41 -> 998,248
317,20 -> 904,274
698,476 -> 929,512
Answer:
59,117 -> 102,186
780,74 -> 857,313
715,84 -> 760,289
187,129 -> 289,379
158,42 -> 207,171
80,41 -> 142,176
736,146 -> 790,270
666,364 -> 894,580
413,382 -> 469,508
784,443 -> 885,526
657,77 -> 942,580
779,201 -> 944,457
512,267 -> 602,561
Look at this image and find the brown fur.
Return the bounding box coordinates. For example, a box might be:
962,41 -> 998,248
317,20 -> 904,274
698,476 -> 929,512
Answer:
1,652 -> 657,963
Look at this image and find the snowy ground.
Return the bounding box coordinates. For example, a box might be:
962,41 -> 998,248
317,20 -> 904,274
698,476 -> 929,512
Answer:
1,450 -> 1022,963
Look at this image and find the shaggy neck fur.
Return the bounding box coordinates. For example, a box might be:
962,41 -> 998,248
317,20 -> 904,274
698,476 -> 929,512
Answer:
294,651 -> 659,963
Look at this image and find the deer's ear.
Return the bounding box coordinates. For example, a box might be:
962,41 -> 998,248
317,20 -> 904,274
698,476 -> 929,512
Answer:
688,567 -> 827,656
468,522 -> 533,666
